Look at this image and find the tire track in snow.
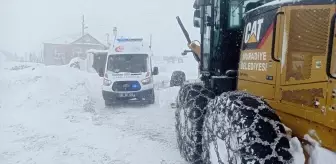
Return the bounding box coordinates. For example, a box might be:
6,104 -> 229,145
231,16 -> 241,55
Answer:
92,105 -> 177,150
57,99 -> 183,163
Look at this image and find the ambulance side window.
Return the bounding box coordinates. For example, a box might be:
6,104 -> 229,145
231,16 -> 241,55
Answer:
107,56 -> 113,70
149,57 -> 152,73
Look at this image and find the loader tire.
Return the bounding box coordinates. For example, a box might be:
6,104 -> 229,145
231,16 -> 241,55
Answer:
175,83 -> 215,164
202,91 -> 293,164
148,89 -> 155,104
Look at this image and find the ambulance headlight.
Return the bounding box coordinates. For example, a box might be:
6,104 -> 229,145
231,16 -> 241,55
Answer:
103,78 -> 112,86
141,77 -> 151,85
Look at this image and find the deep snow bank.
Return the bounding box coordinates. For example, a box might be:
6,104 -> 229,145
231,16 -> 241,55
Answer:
0,62 -> 103,111
0,61 -> 187,164
68,57 -> 97,73
1,61 -> 335,164
0,62 -> 107,163
303,135 -> 336,164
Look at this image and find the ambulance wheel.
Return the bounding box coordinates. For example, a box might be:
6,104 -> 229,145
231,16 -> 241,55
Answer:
104,100 -> 113,107
175,83 -> 215,164
148,89 -> 155,104
202,91 -> 293,164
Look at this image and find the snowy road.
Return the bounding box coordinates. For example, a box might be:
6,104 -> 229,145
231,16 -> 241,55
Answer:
2,60 -> 336,164
0,62 -> 187,164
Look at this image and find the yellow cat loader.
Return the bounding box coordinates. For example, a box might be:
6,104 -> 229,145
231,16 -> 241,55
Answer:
174,0 -> 336,163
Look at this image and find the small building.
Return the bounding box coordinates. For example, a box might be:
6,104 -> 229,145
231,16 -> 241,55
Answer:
43,33 -> 107,65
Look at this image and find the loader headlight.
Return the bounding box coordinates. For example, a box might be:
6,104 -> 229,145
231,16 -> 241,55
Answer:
103,78 -> 112,86
141,77 -> 151,85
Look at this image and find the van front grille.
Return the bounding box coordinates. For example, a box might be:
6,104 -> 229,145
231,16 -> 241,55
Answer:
112,81 -> 141,91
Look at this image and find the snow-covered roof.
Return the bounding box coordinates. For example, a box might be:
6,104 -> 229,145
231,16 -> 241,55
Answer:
44,33 -> 106,46
44,33 -> 83,44
0,50 -> 15,61
71,34 -> 106,46
245,0 -> 301,14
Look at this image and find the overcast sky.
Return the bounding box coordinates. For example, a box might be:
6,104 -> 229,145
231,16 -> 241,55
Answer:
0,0 -> 200,56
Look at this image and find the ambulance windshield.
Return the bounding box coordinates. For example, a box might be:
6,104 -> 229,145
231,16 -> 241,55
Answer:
106,54 -> 148,73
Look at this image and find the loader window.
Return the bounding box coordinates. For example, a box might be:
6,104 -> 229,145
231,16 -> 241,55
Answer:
229,0 -> 243,28
201,5 -> 212,71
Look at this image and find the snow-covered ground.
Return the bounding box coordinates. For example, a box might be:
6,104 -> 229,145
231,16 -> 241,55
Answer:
0,52 -> 7,70
0,61 -> 186,164
1,58 -> 335,164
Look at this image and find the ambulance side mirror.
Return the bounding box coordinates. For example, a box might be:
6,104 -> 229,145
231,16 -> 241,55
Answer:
98,68 -> 104,77
153,67 -> 159,75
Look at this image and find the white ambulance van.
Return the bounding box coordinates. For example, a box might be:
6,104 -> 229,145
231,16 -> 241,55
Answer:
100,38 -> 159,106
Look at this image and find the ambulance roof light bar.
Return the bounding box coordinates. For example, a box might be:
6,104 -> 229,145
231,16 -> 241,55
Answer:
116,38 -> 143,42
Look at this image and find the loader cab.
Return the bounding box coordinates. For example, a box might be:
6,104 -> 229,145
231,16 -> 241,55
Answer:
195,0 -> 260,94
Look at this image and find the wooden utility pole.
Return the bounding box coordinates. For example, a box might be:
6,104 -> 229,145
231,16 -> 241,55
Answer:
149,34 -> 152,50
112,27 -> 118,47
81,15 -> 88,36
106,33 -> 111,47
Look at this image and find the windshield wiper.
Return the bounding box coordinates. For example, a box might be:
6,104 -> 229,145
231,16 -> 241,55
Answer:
231,0 -> 247,14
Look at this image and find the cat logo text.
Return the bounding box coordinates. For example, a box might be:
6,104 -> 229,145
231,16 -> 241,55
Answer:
244,18 -> 264,44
